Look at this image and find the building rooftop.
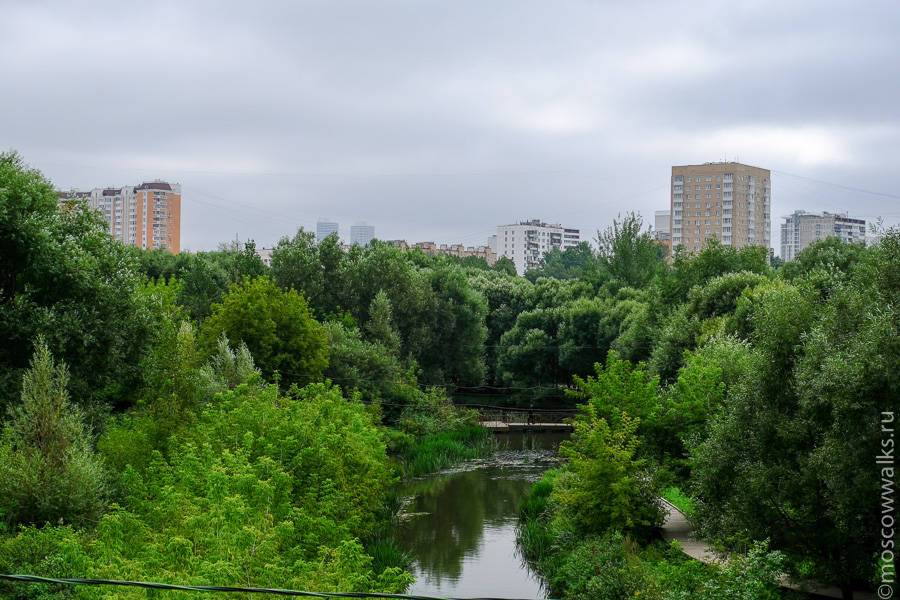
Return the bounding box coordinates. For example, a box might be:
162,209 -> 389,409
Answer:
672,161 -> 768,170
136,181 -> 173,191
499,219 -> 571,229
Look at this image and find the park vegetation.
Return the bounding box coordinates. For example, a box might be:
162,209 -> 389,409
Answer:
0,150 -> 896,598
516,230 -> 898,599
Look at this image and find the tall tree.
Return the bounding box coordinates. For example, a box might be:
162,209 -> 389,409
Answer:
270,229 -> 326,315
365,290 -> 401,355
199,277 -> 329,387
596,213 -> 665,290
689,239 -> 900,597
0,341 -> 107,527
0,152 -> 153,411
421,266 -> 488,385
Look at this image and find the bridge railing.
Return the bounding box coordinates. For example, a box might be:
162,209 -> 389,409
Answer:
465,404 -> 579,424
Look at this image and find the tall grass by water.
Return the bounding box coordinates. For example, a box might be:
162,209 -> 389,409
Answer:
516,471 -> 557,564
401,424 -> 494,478
367,535 -> 413,574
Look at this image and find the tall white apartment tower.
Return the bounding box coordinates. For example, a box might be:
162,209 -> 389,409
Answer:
316,219 -> 339,243
350,222 -> 375,246
495,219 -> 581,275
780,210 -> 866,261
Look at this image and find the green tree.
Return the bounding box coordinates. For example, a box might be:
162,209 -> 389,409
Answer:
780,236 -> 866,282
557,297 -> 611,378
317,233 -> 352,317
231,239 -> 268,282
170,252 -> 229,320
661,239 -> 769,307
596,213 -> 665,290
16,382 -> 412,596
496,307 -> 562,387
364,290 -> 401,355
347,242 -> 433,364
270,229 -> 327,315
492,255 -> 517,276
469,271 -> 534,385
324,321 -> 418,414
199,277 -> 329,387
607,290 -> 656,363
0,341 -> 106,528
526,242 -> 603,285
569,353 -> 674,465
552,409 -> 662,539
688,261 -> 895,596
0,152 -> 154,411
651,271 -> 768,381
788,233 -> 898,594
420,266 -> 487,385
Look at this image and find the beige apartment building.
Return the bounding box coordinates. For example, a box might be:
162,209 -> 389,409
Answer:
58,180 -> 181,253
389,240 -> 497,265
671,162 -> 771,253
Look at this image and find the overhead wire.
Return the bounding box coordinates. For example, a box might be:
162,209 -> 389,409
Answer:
0,574 -> 552,600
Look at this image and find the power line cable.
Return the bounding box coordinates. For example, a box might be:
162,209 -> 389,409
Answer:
773,169 -> 900,201
0,574 -> 552,600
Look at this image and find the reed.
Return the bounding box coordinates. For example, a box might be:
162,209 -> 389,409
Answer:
400,424 -> 493,478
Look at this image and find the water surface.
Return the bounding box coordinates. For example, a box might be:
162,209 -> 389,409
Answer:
395,432 -> 565,599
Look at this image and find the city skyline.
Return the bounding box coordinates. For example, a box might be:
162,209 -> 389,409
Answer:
3,1 -> 899,254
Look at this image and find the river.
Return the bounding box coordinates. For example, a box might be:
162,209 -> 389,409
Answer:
395,431 -> 566,599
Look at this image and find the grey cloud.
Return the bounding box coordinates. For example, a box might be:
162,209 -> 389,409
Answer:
2,0 -> 898,252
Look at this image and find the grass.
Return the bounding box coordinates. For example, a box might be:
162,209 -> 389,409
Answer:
400,424 -> 493,478
516,471 -> 557,563
366,536 -> 413,574
662,486 -> 697,519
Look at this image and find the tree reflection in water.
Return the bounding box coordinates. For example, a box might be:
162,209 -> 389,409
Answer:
395,432 -> 564,597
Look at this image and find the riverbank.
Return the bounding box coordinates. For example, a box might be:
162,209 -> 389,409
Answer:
517,472 -> 790,600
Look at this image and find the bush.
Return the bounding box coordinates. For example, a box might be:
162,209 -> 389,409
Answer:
551,533 -> 651,600
2,381 -> 412,596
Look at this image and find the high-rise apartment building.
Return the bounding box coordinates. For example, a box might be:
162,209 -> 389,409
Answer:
780,210 -> 866,261
654,210 -> 671,236
496,219 -> 581,274
58,180 -> 181,253
653,210 -> 672,255
671,162 -> 770,253
316,219 -> 339,243
350,222 -> 375,246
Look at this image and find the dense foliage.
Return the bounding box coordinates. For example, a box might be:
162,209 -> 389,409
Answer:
0,154 -> 894,598
515,224 -> 897,598
198,277 -> 329,387
0,152 -> 154,415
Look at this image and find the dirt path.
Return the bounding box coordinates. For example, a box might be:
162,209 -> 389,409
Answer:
658,499 -> 873,600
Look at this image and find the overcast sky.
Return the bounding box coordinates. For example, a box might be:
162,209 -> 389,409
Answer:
3,0 -> 899,252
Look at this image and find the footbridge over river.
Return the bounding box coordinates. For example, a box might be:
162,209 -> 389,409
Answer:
466,403 -> 577,432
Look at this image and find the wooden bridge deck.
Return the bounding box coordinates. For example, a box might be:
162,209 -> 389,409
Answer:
481,421 -> 573,432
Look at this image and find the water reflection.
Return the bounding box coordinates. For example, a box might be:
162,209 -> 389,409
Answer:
395,432 -> 565,599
